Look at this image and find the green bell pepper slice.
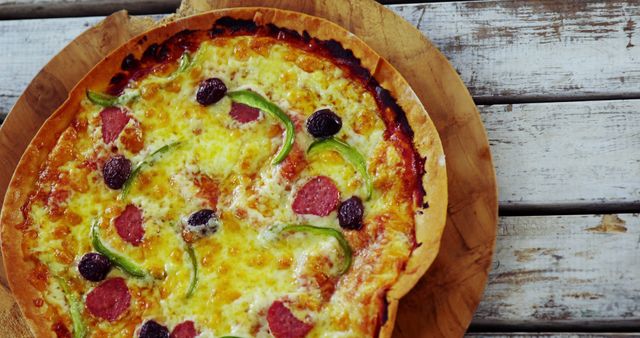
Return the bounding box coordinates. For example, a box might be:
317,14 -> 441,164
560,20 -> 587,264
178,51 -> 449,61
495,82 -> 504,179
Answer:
121,141 -> 181,199
281,225 -> 352,275
86,89 -> 139,107
307,137 -> 372,200
86,90 -> 117,107
91,219 -> 147,278
227,90 -> 294,164
185,245 -> 198,298
176,52 -> 191,73
55,277 -> 87,338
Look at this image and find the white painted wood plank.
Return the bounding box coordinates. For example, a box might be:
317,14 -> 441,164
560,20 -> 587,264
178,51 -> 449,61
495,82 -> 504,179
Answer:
392,0 -> 640,103
482,99 -> 640,210
473,214 -> 640,326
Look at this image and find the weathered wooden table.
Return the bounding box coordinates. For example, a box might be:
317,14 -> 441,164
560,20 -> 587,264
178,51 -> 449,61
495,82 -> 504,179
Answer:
0,0 -> 638,337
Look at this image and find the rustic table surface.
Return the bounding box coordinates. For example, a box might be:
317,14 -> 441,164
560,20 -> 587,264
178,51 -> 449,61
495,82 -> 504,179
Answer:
0,0 -> 638,337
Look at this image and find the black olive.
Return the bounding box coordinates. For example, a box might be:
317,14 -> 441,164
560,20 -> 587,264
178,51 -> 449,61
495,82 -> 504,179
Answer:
188,209 -> 215,226
306,109 -> 342,138
139,320 -> 169,338
78,253 -> 112,282
338,196 -> 364,230
142,43 -> 169,63
121,54 -> 140,71
186,209 -> 219,238
196,78 -> 227,106
102,155 -> 131,190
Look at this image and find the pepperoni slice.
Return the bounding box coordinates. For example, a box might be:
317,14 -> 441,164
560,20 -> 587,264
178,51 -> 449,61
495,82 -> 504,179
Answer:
267,301 -> 313,338
170,321 -> 197,338
292,176 -> 340,216
114,204 -> 144,246
100,107 -> 130,144
229,102 -> 260,123
85,277 -> 131,322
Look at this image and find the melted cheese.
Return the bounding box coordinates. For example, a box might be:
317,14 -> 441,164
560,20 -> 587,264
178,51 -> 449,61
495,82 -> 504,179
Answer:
25,35 -> 419,337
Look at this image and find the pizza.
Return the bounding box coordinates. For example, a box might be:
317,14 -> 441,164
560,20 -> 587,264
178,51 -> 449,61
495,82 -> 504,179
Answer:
1,8 -> 447,338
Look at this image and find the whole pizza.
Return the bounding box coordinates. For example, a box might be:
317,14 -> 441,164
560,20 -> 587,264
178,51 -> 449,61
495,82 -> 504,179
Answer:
1,8 -> 447,338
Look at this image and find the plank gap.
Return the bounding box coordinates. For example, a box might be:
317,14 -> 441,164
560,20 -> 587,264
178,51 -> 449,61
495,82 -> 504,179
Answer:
469,321 -> 640,333
500,203 -> 640,216
467,333 -> 640,337
475,94 -> 640,106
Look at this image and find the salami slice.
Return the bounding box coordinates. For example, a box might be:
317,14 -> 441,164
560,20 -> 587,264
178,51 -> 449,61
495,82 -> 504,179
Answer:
292,176 -> 339,216
114,204 -> 144,246
267,301 -> 313,338
170,321 -> 197,338
100,107 -> 130,144
85,277 -> 131,322
229,102 -> 260,123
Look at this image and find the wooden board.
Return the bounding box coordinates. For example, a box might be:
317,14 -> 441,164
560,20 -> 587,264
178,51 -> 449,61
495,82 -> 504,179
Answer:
483,99 -> 640,212
392,0 -> 640,103
0,1 -> 498,338
2,14 -> 640,210
476,214 -> 640,328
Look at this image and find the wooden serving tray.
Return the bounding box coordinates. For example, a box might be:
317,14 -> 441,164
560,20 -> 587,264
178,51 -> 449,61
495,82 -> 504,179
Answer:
0,0 -> 498,337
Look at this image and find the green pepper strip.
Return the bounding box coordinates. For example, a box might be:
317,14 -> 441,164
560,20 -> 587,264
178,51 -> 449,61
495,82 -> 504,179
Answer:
86,90 -> 116,107
176,52 -> 191,74
55,277 -> 87,338
307,137 -> 372,200
91,219 -> 147,278
281,225 -> 352,275
227,90 -> 294,164
86,89 -> 140,107
185,245 -> 198,298
121,141 -> 181,199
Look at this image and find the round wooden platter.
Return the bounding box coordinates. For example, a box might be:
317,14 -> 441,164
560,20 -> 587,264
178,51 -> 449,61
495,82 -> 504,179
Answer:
0,0 -> 498,337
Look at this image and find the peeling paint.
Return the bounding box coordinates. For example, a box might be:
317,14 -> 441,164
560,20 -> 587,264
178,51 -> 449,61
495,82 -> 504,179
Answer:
514,248 -> 559,262
624,18 -> 636,48
586,214 -> 628,233
565,292 -> 604,300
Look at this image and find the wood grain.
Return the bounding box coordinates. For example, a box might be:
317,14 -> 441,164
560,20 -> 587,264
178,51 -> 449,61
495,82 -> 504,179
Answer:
392,0 -> 640,103
0,284 -> 31,338
482,99 -> 640,212
475,214 -> 640,329
0,1 -> 498,337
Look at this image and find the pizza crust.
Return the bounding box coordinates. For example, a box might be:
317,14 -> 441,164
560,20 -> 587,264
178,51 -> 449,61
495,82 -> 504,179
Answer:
1,8 -> 447,337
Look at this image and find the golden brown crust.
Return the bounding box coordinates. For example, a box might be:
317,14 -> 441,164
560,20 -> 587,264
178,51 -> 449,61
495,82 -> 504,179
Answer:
1,8 -> 446,337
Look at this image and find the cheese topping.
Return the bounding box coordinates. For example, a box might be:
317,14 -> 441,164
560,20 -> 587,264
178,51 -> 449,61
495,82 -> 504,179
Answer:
22,34 -> 420,337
